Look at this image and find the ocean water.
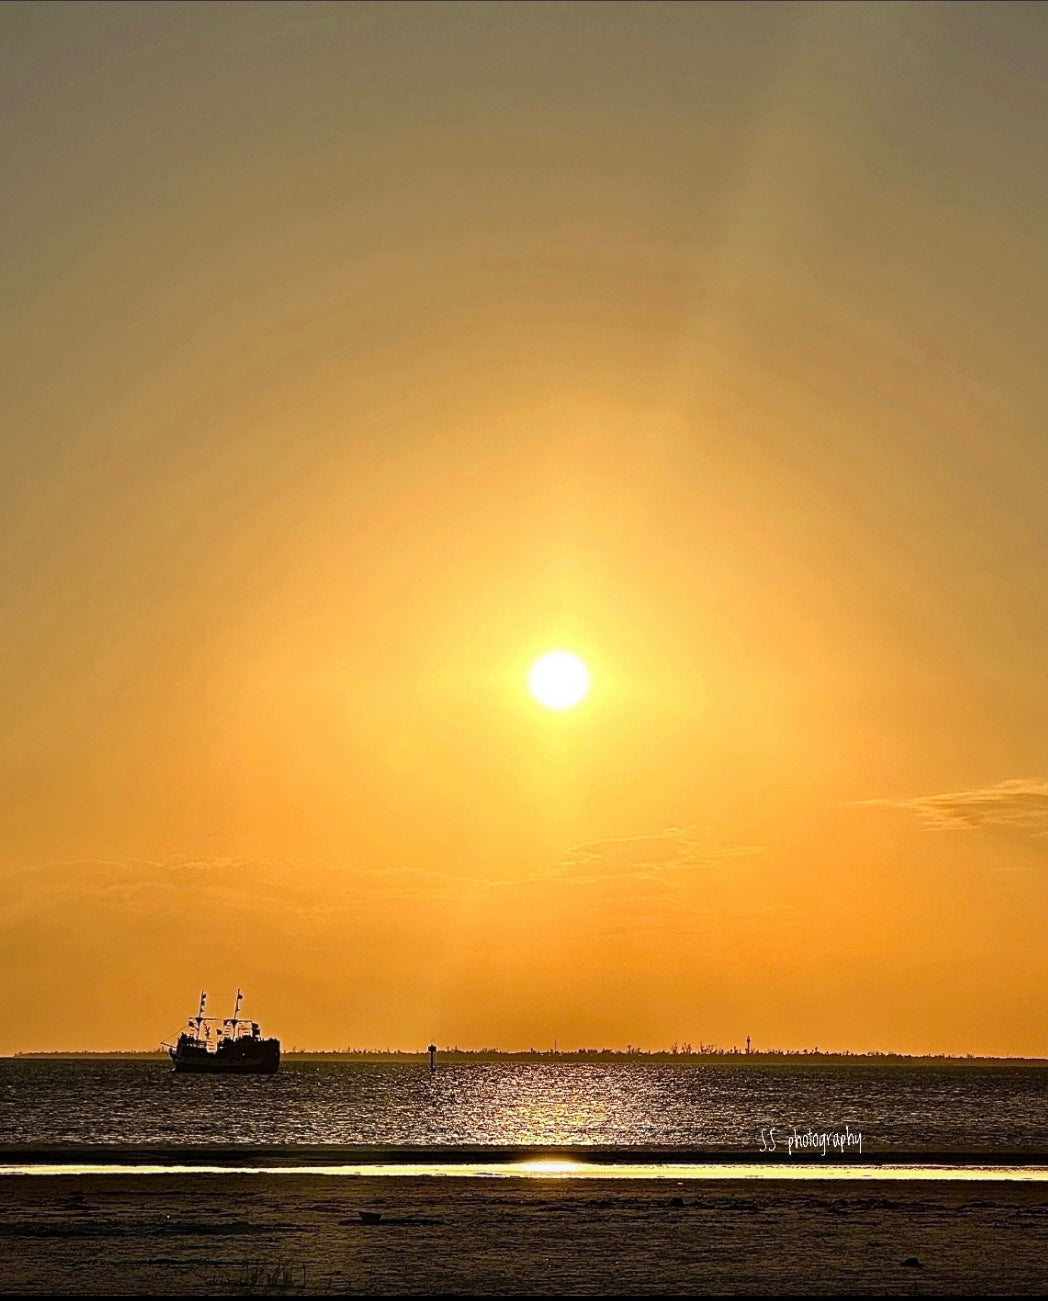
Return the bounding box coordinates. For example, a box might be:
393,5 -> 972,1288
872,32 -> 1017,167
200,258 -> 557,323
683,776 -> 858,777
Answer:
1,1060 -> 1046,1152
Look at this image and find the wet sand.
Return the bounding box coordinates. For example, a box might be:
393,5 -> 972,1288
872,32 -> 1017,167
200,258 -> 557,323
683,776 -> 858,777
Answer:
1,1171 -> 1046,1295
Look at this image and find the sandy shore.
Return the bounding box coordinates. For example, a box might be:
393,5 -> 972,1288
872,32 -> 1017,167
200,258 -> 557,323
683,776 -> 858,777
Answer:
1,1171 -> 1046,1295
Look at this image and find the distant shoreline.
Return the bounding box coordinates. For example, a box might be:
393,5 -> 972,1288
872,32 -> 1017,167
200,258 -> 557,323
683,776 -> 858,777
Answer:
7,1050 -> 1048,1066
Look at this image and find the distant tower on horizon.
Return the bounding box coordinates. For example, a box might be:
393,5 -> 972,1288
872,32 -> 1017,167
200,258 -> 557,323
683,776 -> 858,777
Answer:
746,1035 -> 751,1055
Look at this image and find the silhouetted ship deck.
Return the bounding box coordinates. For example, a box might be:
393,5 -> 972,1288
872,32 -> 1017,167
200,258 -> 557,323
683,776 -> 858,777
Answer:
165,990 -> 280,1074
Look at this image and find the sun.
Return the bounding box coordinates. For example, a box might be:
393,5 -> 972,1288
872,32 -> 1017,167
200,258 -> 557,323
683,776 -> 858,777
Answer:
528,650 -> 590,710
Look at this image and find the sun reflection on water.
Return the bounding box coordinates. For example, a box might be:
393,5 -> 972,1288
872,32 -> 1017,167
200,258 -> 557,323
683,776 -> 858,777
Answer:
513,1158 -> 586,1177
3,1163 -> 1047,1180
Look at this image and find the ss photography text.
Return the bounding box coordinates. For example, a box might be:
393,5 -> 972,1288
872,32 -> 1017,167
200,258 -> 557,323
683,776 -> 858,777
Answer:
759,1125 -> 863,1157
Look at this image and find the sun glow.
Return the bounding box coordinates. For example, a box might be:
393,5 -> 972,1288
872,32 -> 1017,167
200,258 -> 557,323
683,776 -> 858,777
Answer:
513,1157 -> 586,1176
528,651 -> 590,710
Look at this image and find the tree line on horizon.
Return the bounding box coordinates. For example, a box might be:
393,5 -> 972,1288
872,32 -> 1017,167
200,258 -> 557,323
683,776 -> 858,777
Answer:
11,1045 -> 1034,1061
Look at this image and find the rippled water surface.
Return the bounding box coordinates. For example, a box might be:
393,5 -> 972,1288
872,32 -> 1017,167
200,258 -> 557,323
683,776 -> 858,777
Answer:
1,1060 -> 1045,1150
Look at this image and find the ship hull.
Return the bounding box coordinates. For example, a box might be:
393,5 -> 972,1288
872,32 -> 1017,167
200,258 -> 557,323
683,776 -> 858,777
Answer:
170,1055 -> 280,1074
169,1038 -> 280,1074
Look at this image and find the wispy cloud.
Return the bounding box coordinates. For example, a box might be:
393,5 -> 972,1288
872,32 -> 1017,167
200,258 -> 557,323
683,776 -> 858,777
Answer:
861,779 -> 1048,833
0,855 -> 504,921
556,827 -> 762,885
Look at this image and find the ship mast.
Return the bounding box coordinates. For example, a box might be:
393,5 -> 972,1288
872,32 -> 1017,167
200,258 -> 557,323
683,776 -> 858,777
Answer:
190,989 -> 217,1043
228,988 -> 244,1038
192,989 -> 207,1039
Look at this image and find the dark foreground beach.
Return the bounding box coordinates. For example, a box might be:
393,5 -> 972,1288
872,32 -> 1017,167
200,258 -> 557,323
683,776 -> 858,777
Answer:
1,1167 -> 1046,1296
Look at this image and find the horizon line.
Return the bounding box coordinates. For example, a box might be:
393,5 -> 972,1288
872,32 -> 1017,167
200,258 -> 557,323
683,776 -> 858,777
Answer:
8,1047 -> 1048,1063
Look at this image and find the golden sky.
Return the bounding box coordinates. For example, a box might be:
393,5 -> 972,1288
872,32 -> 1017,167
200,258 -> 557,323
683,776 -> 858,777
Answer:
2,2 -> 1047,1055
